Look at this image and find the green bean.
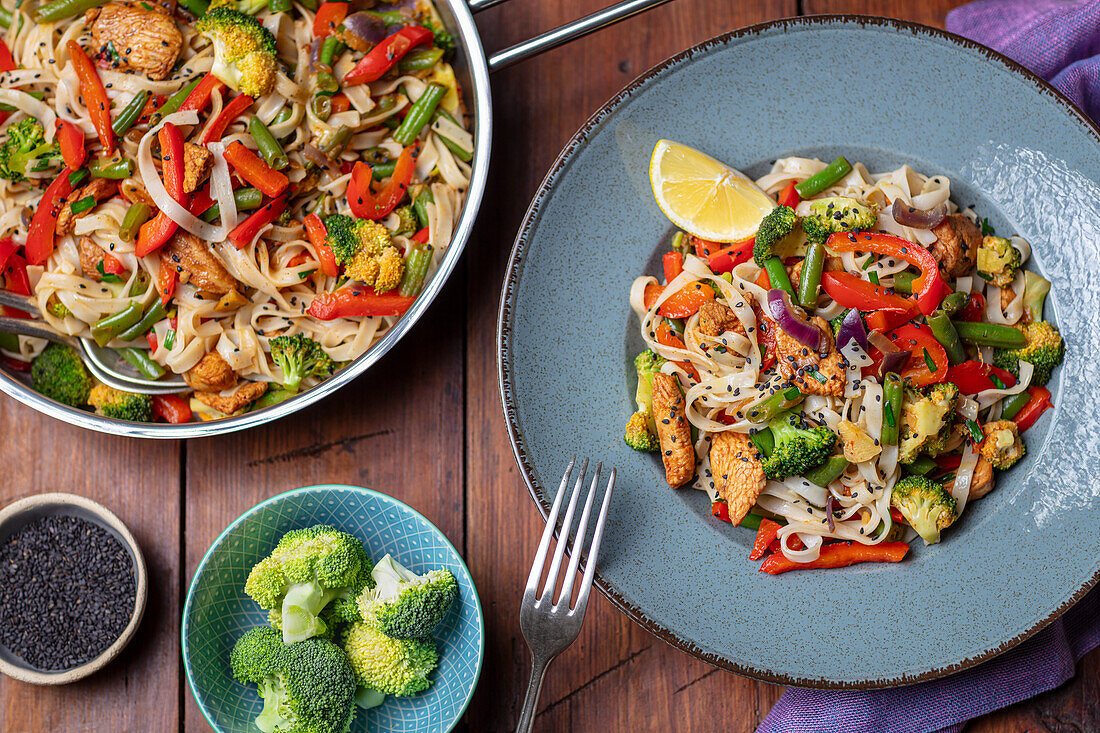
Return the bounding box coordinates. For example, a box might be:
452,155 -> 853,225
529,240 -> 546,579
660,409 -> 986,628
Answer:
398,245 -> 433,297
0,6 -> 11,28
32,0 -> 101,22
117,299 -> 166,341
392,83 -> 446,146
319,36 -> 343,67
365,9 -> 405,24
248,116 -> 288,170
310,94 -> 332,121
91,302 -> 143,347
951,320 -> 1027,348
89,158 -> 134,179
369,159 -> 397,179
745,386 -> 804,424
320,125 -> 352,157
437,133 -> 473,162
763,256 -> 796,300
926,312 -> 966,364
804,454 -> 850,488
268,0 -> 290,12
893,270 -> 916,294
901,455 -> 937,475
111,90 -> 149,137
738,511 -> 765,531
128,271 -> 150,298
270,107 -> 293,127
315,71 -> 339,96
798,242 -> 825,309
70,195 -> 96,215
399,47 -> 444,72
149,76 -> 203,125
750,428 -> 774,457
201,187 -> 264,222
68,168 -> 89,187
939,291 -> 970,316
177,0 -> 209,16
250,388 -> 294,411
413,188 -> 433,229
881,372 -> 902,445
794,156 -> 852,198
119,202 -> 152,242
296,0 -> 317,9
1000,390 -> 1032,420
665,317 -> 685,338
117,347 -> 165,379
0,332 -> 19,352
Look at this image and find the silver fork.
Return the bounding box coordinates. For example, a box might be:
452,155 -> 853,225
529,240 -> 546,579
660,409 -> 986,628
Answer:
516,458 -> 616,733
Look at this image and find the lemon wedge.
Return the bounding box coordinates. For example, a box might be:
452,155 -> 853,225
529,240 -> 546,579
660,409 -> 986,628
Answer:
649,140 -> 776,242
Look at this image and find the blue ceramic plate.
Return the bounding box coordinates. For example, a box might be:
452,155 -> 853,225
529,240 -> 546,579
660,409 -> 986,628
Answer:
182,485 -> 484,732
498,16 -> 1100,688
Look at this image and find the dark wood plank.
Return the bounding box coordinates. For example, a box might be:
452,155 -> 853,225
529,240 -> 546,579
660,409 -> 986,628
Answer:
0,399 -> 180,732
464,1 -> 793,729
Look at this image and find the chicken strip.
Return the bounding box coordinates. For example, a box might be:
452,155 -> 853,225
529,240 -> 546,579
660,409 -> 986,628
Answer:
163,232 -> 238,294
651,372 -> 694,488
194,381 -> 267,415
930,214 -> 980,278
697,301 -> 744,337
771,315 -> 846,396
184,351 -> 238,392
78,237 -> 110,282
182,143 -> 212,194
87,2 -> 182,81
57,179 -> 116,237
709,431 -> 765,525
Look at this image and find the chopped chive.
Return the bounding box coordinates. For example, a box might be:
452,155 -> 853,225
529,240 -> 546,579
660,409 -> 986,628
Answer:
784,386 -> 801,400
923,347 -> 936,372
868,270 -> 879,285
68,169 -> 89,186
70,195 -> 97,214
940,472 -> 956,483
862,256 -> 874,270
884,402 -> 895,427
966,419 -> 983,444
163,330 -> 176,351
990,374 -> 1006,390
298,269 -> 317,280
809,369 -> 828,384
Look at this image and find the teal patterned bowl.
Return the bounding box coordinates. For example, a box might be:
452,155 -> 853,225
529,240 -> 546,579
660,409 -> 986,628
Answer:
182,485 -> 484,733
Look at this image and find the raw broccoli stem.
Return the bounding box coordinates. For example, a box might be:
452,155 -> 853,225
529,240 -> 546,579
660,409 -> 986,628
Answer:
893,270 -> 916,294
249,388 -> 294,411
999,390 -> 1032,420
116,347 -> 165,379
926,312 -> 965,364
901,455 -> 937,475
32,0 -> 100,22
111,91 -> 149,137
750,428 -> 774,456
746,386 -> 803,424
763,256 -> 796,300
248,117 -> 289,170
392,83 -> 447,146
951,320 -> 1027,348
794,156 -> 852,198
89,158 -> 135,179
803,454 -> 849,487
398,245 -> 433,297
117,299 -> 166,341
881,372 -> 902,445
91,302 -> 144,347
797,242 -> 825,308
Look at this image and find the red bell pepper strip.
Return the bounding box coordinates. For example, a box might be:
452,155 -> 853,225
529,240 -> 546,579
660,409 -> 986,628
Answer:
707,236 -> 755,274
411,227 -> 430,244
643,281 -> 715,319
152,394 -> 191,423
229,193 -> 290,248
1013,386 -> 1052,433
26,168 -> 75,266
691,235 -> 722,259
0,237 -> 16,273
329,94 -> 351,114
180,73 -> 226,114
820,271 -> 917,313
303,212 -> 340,278
0,39 -> 15,72
343,25 -> 434,86
223,141 -> 289,197
957,292 -> 985,322
654,319 -> 700,381
872,322 -> 948,387
157,261 -> 177,306
200,94 -> 254,144
663,252 -> 683,283
135,123 -> 187,257
777,181 -> 800,209
67,41 -> 115,155
313,1 -> 349,38
1,253 -> 31,318
711,501 -> 731,522
347,145 -> 417,220
865,309 -> 913,333
827,231 -> 946,315
945,360 -> 1017,395
57,121 -> 86,170
749,519 -> 782,561
100,252 -> 126,276
759,541 -> 910,574
307,287 -> 416,320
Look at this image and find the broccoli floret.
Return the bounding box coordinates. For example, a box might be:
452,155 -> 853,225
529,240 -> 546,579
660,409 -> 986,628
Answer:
230,626 -> 357,733
0,119 -> 58,183
87,384 -> 153,421
347,245 -> 404,293
422,19 -> 454,56
801,196 -> 879,244
245,525 -> 374,644
752,205 -> 798,266
269,334 -> 335,394
343,623 -> 438,697
323,214 -> 390,265
992,321 -> 1064,386
979,419 -> 1025,470
357,554 -> 457,640
898,382 -> 958,464
624,411 -> 659,451
195,7 -> 278,97
31,342 -> 93,407
630,348 -> 667,433
976,236 -> 1022,288
890,475 -> 957,545
762,410 -> 836,480
392,205 -> 418,237
1021,271 -> 1050,323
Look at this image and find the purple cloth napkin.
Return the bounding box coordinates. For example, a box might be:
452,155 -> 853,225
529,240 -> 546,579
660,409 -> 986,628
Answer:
758,4 -> 1100,731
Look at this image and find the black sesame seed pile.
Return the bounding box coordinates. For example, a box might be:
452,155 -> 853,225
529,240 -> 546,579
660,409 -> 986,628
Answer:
0,515 -> 135,670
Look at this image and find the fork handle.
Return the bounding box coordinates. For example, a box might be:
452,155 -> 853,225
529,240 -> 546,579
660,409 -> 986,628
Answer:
515,651 -> 552,733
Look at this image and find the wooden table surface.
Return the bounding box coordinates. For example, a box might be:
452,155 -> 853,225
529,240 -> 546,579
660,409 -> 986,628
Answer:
2,0 -> 1099,730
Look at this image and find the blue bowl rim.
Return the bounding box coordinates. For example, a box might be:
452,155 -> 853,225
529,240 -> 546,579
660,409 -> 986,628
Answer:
496,15 -> 1100,689
181,484 -> 486,733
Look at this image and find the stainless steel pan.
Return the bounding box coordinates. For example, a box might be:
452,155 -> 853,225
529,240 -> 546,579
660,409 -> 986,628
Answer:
0,0 -> 673,438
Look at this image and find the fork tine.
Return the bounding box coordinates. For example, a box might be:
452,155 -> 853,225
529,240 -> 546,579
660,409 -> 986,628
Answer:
555,463 -> 601,608
574,468 -> 615,612
525,457 -> 575,594
538,457 -> 588,604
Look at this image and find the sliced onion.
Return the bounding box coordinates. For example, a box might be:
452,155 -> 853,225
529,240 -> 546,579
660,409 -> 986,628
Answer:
891,199 -> 947,229
308,38 -> 323,70
341,12 -> 387,49
868,330 -> 900,354
302,144 -> 336,170
825,493 -> 836,532
878,350 -> 910,380
766,288 -> 821,350
836,308 -> 869,351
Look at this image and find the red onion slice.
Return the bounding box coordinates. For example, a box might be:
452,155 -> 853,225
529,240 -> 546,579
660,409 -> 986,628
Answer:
766,288 -> 821,350
341,12 -> 387,49
302,144 -> 336,170
835,308 -> 869,351
867,330 -> 900,354
878,350 -> 911,380
891,199 -> 947,229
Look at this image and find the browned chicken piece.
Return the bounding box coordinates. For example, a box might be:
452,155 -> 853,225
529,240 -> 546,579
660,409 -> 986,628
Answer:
86,2 -> 183,81
78,237 -> 110,281
786,260 -> 803,291
709,431 -> 765,525
651,372 -> 694,488
182,143 -> 212,194
163,232 -> 237,294
697,301 -> 745,337
945,456 -> 995,501
184,351 -> 238,392
771,315 -> 846,397
194,381 -> 268,415
930,214 -> 981,278
56,178 -> 116,236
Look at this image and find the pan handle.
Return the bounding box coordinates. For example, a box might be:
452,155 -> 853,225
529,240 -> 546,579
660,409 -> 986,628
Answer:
481,0 -> 676,72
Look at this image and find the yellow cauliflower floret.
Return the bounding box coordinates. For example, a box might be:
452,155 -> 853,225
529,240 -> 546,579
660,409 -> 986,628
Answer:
374,246 -> 404,293
346,249 -> 380,286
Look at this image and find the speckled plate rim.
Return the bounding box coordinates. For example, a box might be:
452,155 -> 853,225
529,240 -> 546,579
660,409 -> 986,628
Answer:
496,15 -> 1100,689
180,484 -> 486,732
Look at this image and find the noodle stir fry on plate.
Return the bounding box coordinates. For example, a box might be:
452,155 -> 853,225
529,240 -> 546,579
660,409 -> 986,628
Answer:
0,0 -> 470,422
